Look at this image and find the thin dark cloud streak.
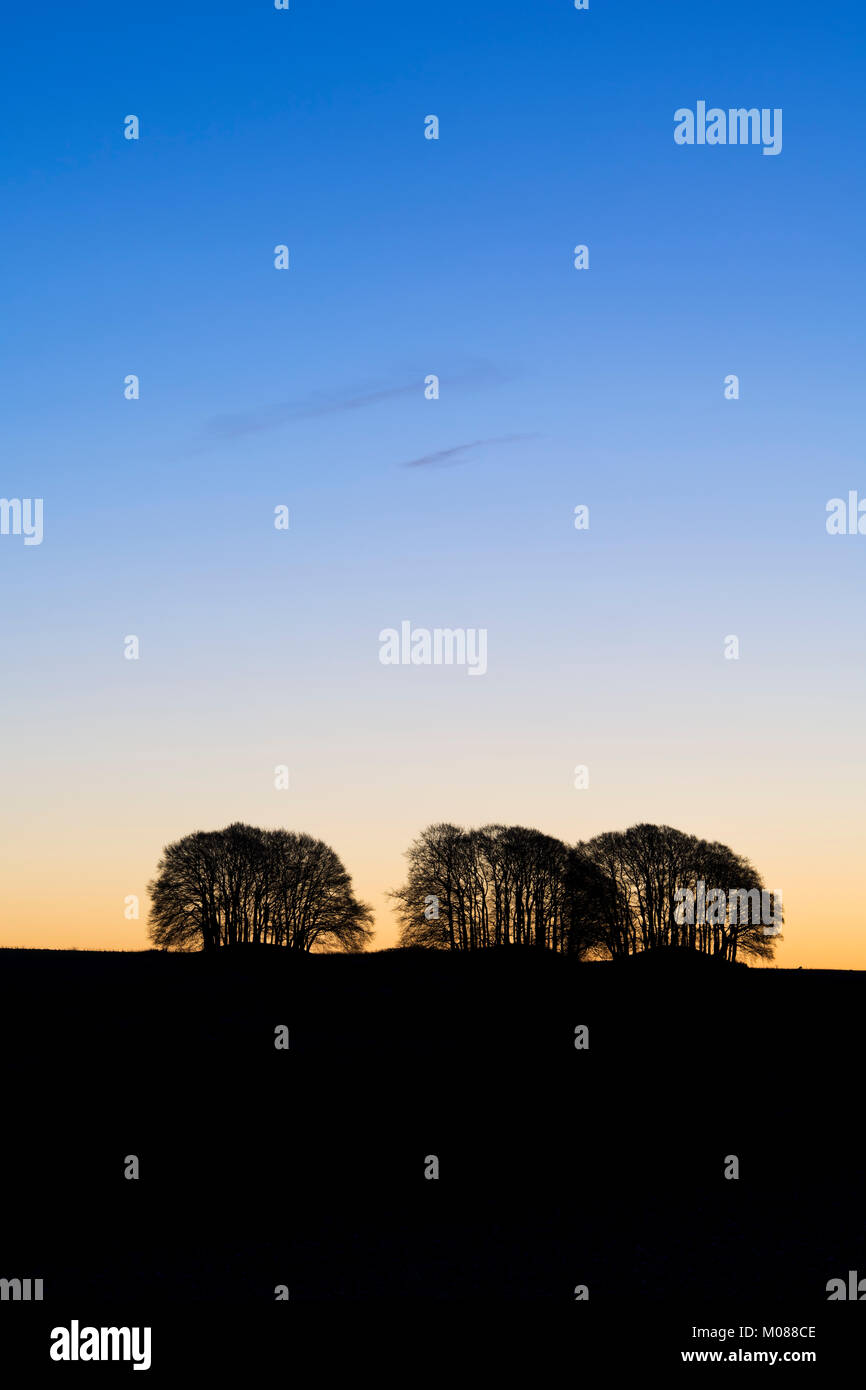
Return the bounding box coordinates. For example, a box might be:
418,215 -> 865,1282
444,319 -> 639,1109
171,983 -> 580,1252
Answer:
197,365 -> 509,446
400,433 -> 538,468
205,383 -> 417,442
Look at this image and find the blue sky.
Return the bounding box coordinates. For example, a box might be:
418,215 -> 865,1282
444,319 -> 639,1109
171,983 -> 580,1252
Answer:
1,0 -> 865,962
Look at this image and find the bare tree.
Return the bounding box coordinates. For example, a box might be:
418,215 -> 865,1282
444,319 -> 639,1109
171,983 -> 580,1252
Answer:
579,823 -> 781,962
390,823 -> 605,956
392,820 -> 780,963
148,824 -> 373,953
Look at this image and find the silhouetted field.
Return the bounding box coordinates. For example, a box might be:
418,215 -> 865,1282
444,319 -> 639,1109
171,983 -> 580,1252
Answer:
0,946 -> 862,1306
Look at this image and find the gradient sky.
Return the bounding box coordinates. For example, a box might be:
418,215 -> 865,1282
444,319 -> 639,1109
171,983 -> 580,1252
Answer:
1,0 -> 864,966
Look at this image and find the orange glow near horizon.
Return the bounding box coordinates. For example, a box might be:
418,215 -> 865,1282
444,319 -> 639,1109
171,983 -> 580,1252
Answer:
2,771 -> 863,968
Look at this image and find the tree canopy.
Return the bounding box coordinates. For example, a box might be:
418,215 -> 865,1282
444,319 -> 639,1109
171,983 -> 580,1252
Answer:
391,821 -> 781,963
148,823 -> 373,953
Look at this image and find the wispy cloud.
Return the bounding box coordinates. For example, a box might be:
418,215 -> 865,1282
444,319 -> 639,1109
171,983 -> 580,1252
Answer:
204,383 -> 417,442
400,433 -> 537,468
198,364 -> 509,446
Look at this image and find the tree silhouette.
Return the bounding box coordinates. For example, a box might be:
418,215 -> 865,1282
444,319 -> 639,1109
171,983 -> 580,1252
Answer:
147,823 -> 373,952
578,824 -> 781,962
392,821 -> 781,962
390,823 -> 605,953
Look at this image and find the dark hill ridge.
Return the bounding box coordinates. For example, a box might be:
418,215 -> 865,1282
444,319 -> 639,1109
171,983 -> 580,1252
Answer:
0,947 -> 861,1303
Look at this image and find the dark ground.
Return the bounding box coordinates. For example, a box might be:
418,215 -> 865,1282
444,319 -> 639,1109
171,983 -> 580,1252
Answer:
0,945 -> 862,1372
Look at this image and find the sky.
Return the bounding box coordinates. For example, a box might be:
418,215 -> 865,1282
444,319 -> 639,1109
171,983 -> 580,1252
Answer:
1,0 -> 864,966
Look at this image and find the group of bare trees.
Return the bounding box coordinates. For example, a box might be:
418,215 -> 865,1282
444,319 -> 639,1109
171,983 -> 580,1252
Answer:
148,823 -> 373,953
148,819 -> 780,962
389,823 -> 609,955
391,822 -> 780,963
